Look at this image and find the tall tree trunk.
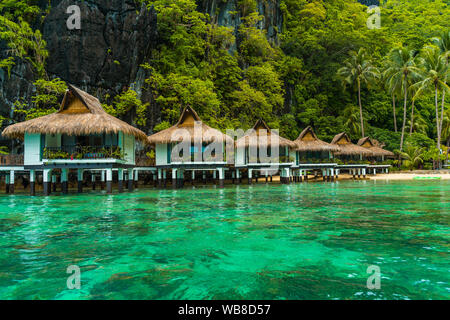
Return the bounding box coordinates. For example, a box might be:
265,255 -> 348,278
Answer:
358,80 -> 364,138
392,94 -> 397,132
400,81 -> 408,151
409,100 -> 415,135
435,84 -> 441,149
446,138 -> 450,164
439,87 -> 446,139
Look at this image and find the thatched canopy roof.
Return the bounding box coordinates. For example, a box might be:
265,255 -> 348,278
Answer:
1,84 -> 148,143
331,132 -> 373,156
357,137 -> 394,157
294,126 -> 340,152
236,119 -> 296,148
147,106 -> 233,145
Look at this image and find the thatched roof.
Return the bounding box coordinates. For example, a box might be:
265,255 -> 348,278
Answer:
357,137 -> 394,157
236,119 -> 296,148
294,126 -> 340,152
1,84 -> 148,143
331,132 -> 373,156
147,106 -> 233,145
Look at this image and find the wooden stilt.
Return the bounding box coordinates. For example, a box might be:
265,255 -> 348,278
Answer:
30,170 -> 35,196
128,169 -> 134,192
43,169 -> 51,196
105,169 -> 112,194
77,169 -> 83,193
118,168 -> 124,193
61,169 -> 68,194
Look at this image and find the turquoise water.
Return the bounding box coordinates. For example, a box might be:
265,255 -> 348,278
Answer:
0,180 -> 448,300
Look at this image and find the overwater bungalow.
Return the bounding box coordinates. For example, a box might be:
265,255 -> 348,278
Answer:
147,106 -> 233,188
292,126 -> 340,181
1,84 -> 148,195
235,119 -> 296,184
357,137 -> 394,174
331,132 -> 373,178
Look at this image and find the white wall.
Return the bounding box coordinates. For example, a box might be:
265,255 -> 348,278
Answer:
156,143 -> 168,166
235,146 -> 245,166
24,133 -> 42,165
123,134 -> 135,165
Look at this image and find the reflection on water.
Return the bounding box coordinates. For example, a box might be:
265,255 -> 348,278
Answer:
0,180 -> 448,300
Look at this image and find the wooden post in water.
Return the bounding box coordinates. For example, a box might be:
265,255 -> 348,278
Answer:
118,168 -> 124,193
128,168 -> 134,192
77,169 -> 83,193
52,174 -> 57,192
61,169 -> 68,194
163,169 -> 167,188
5,173 -> 10,194
91,172 -> 96,190
9,170 -> 15,194
134,170 -> 139,188
30,170 -> 35,196
43,169 -> 51,196
172,169 -> 177,189
106,169 -> 113,194
101,170 -> 105,190
218,168 -> 225,188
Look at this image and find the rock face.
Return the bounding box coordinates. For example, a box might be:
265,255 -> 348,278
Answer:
0,0 -> 157,125
197,0 -> 282,45
43,0 -> 157,92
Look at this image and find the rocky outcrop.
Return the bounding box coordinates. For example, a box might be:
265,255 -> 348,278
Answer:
197,0 -> 282,45
0,0 -> 157,126
43,0 -> 157,92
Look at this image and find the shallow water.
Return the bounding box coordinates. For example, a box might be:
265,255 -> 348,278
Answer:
0,180 -> 448,300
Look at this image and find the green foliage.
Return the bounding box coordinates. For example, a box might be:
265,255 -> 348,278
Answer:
396,143 -> 424,170
103,88 -> 149,127
0,15 -> 48,77
0,146 -> 9,155
43,146 -> 126,160
14,78 -> 67,121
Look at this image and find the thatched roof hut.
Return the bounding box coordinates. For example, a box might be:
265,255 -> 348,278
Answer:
236,119 -> 296,148
331,132 -> 373,156
357,137 -> 394,157
294,126 -> 340,152
147,106 -> 233,145
1,84 -> 148,143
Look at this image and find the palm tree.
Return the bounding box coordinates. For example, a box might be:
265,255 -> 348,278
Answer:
338,48 -> 379,138
432,32 -> 450,144
408,84 -> 419,135
396,143 -> 424,170
441,109 -> 450,164
413,45 -> 450,149
382,60 -> 401,133
406,113 -> 428,135
383,47 -> 421,151
342,105 -> 361,137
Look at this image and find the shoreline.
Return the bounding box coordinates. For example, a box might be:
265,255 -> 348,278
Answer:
369,171 -> 450,180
